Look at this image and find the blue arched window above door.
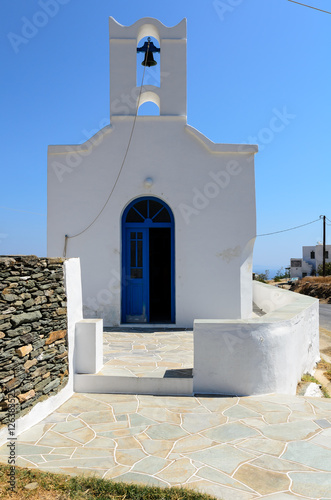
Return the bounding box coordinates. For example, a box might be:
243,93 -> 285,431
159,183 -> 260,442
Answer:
125,198 -> 172,224
122,197 -> 175,324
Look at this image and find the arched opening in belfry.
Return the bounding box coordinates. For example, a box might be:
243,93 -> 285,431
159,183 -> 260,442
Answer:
136,36 -> 160,88
137,101 -> 160,116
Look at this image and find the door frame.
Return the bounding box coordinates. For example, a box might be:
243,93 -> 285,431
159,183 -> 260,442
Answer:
121,196 -> 175,324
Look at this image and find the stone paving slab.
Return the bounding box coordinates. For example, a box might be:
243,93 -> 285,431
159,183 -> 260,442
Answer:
1,393 -> 331,499
99,331 -> 193,378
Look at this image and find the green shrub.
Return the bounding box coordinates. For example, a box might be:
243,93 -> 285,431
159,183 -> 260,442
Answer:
317,262 -> 331,276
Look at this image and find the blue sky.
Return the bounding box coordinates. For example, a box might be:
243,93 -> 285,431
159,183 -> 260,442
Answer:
1,0 -> 330,274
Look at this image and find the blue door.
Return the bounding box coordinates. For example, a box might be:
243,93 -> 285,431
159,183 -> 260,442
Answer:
122,197 -> 175,324
125,228 -> 148,323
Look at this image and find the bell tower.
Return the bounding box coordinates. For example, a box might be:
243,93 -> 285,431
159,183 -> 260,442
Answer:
109,18 -> 187,118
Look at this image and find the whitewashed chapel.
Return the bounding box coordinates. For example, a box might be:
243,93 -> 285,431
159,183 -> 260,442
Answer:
47,17 -> 258,327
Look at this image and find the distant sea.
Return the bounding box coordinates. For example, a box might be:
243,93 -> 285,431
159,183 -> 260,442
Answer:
253,266 -> 287,279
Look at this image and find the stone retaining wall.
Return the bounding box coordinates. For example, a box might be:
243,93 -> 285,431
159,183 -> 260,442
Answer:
0,256 -> 68,425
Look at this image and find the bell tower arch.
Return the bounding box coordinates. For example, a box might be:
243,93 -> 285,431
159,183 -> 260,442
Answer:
109,17 -> 187,118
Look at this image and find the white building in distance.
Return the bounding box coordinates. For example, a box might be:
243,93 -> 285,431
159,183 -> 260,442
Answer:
47,18 -> 258,327
290,244 -> 331,278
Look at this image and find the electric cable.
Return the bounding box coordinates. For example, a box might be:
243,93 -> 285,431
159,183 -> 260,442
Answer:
63,40 -> 151,258
288,0 -> 331,14
257,218 -> 321,237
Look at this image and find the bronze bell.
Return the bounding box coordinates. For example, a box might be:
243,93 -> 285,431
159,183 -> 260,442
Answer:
142,51 -> 157,67
137,38 -> 160,67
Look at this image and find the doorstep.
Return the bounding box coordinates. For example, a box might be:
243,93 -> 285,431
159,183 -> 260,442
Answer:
74,329 -> 194,396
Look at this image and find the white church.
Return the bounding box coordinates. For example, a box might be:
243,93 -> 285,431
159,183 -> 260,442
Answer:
47,17 -> 258,327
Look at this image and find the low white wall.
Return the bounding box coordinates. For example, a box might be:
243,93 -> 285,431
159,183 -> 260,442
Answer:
193,282 -> 319,396
75,319 -> 103,374
0,258 -> 83,446
253,280 -> 297,313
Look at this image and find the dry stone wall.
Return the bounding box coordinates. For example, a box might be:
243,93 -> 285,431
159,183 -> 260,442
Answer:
0,256 -> 68,425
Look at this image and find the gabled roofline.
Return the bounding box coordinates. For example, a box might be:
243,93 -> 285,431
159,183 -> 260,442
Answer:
185,124 -> 258,154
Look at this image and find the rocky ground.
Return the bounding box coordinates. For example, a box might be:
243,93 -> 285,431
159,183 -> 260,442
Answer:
290,277 -> 331,304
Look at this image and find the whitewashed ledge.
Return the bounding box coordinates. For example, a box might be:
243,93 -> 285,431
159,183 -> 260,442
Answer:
193,281 -> 319,396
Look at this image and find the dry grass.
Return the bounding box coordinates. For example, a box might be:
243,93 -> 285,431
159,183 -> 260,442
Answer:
0,465 -> 216,500
301,276 -> 331,284
290,277 -> 331,303
0,489 -> 68,500
320,327 -> 331,338
321,347 -> 331,358
317,359 -> 330,371
300,373 -> 330,398
317,359 -> 331,383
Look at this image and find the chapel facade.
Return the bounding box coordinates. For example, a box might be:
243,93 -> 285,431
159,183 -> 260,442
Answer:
47,18 -> 258,327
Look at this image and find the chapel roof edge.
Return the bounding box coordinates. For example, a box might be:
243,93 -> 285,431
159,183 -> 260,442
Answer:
109,17 -> 187,40
185,125 -> 258,154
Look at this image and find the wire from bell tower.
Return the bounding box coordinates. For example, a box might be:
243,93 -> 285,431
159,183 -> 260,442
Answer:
63,40 -> 152,257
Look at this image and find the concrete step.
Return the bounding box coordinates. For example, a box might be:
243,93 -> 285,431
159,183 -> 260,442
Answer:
74,371 -> 193,396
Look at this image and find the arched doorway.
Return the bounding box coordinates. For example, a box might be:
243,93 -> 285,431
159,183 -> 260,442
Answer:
122,197 -> 175,324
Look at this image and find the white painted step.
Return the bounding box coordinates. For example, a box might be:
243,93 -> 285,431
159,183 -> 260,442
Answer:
74,373 -> 193,396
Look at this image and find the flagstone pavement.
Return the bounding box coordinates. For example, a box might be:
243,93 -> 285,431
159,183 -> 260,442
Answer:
99,329 -> 193,377
1,392 -> 331,499
1,331 -> 331,498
